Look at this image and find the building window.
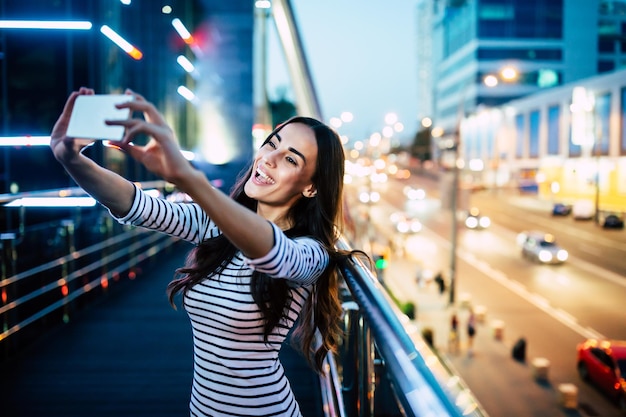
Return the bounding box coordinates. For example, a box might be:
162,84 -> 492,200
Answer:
569,122 -> 582,157
595,92 -> 611,155
598,38 -> 615,53
515,113 -> 524,158
598,60 -> 616,73
478,0 -> 562,39
547,105 -> 560,155
477,47 -> 561,61
529,110 -> 540,157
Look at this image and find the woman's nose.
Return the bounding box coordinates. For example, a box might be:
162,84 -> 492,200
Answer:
262,151 -> 277,166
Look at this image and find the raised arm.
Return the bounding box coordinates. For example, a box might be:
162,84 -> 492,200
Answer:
106,90 -> 275,259
50,88 -> 135,217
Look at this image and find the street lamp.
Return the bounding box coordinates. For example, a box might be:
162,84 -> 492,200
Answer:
570,86 -> 599,223
483,66 -> 519,87
448,66 -> 519,305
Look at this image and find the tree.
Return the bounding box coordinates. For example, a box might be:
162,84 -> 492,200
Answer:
411,127 -> 432,162
269,87 -> 297,126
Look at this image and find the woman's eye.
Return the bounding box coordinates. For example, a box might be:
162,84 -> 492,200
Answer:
286,156 -> 297,166
267,140 -> 277,149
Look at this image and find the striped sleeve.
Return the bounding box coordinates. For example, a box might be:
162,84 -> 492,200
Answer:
110,185 -> 219,244
244,222 -> 329,285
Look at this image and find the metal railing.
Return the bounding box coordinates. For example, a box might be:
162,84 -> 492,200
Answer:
0,181 -> 178,354
332,236 -> 488,417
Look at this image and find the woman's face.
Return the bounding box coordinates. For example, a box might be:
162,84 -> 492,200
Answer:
244,122 -> 318,219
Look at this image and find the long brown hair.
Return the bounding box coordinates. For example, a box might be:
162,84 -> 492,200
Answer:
167,116 -> 357,372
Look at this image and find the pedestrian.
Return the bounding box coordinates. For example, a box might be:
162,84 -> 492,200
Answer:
50,87 -> 367,417
448,312 -> 460,354
467,308 -> 477,356
415,264 -> 424,287
434,272 -> 445,295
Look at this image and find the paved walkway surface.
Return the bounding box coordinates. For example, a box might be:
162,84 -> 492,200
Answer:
0,241 -> 322,417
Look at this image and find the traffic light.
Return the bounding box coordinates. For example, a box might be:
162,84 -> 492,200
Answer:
374,254 -> 388,270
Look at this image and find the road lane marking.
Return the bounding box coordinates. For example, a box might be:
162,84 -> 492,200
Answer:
362,192 -> 614,340
458,248 -> 604,340
554,308 -> 577,326
576,243 -> 605,257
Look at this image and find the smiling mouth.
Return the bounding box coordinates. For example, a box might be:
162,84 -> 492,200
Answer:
255,167 -> 275,184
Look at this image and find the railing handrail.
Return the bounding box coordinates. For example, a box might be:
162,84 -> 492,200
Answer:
336,236 -> 488,417
0,180 -> 169,205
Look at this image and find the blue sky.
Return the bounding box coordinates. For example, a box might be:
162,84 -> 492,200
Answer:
266,0 -> 419,144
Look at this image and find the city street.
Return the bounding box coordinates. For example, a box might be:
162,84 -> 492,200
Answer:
346,171 -> 626,417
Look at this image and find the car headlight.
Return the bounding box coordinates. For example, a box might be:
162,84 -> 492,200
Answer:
479,217 -> 491,228
410,221 -> 422,233
396,222 -> 409,233
557,250 -> 568,262
465,217 -> 478,228
538,250 -> 553,263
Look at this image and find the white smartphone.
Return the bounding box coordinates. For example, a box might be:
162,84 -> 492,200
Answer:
66,94 -> 133,141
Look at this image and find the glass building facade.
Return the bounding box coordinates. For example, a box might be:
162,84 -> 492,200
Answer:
416,0 -> 626,137
0,0 -> 255,194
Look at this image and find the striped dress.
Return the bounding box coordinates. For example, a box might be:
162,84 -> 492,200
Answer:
114,187 -> 329,416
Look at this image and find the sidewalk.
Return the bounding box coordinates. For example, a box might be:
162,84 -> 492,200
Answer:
384,256 -> 580,417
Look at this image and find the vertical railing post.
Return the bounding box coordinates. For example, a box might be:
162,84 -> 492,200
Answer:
339,301 -> 360,416
339,300 -> 376,417
1,232 -> 16,357
60,219 -> 75,322
358,317 -> 374,417
100,213 -> 113,291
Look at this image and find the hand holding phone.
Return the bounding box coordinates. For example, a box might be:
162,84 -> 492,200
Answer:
66,94 -> 133,141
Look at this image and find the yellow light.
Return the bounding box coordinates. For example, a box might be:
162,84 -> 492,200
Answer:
431,127 -> 444,138
501,66 -> 518,81
128,48 -> 143,60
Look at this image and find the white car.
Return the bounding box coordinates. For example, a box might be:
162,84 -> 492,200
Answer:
464,207 -> 491,229
572,200 -> 594,220
390,212 -> 422,234
403,186 -> 426,201
517,231 -> 568,264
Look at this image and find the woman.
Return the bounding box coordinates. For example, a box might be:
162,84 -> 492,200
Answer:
50,87 -> 362,416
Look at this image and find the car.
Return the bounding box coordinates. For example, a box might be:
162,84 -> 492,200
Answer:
390,211 -> 422,234
464,207 -> 490,229
603,214 -> 624,229
572,200 -> 595,220
516,231 -> 568,264
576,339 -> 626,412
358,188 -> 380,204
552,203 -> 572,216
403,186 -> 426,201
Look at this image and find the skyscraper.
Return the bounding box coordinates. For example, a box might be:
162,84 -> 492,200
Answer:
416,0 -> 626,134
